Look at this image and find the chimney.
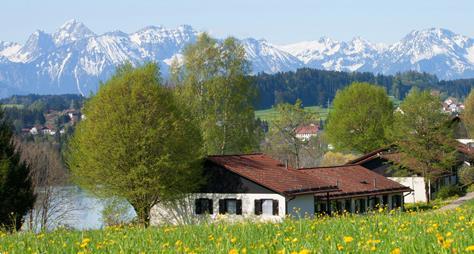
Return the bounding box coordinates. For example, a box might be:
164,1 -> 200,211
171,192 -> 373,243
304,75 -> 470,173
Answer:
373,178 -> 377,188
285,160 -> 288,170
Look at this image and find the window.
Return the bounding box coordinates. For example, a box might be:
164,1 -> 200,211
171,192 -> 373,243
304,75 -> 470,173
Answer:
355,199 -> 366,213
382,195 -> 388,206
392,195 -> 402,209
345,199 -> 352,212
315,200 -> 328,215
219,199 -> 242,215
195,198 -> 213,215
255,199 -> 279,216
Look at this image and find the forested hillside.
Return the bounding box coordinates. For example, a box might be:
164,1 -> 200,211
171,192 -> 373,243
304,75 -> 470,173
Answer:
253,68 -> 474,109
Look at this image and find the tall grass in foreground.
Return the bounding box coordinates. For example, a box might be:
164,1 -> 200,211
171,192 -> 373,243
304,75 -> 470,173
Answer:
1,201 -> 473,254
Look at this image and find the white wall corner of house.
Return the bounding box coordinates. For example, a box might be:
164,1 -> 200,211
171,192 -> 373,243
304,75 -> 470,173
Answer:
388,176 -> 427,203
150,193 -> 287,226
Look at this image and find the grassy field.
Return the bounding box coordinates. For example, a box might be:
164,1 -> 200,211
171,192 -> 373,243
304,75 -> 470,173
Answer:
1,201 -> 473,254
255,106 -> 329,122
0,104 -> 24,109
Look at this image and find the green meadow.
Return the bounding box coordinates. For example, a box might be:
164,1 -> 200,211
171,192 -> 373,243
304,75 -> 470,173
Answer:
1,201 -> 472,254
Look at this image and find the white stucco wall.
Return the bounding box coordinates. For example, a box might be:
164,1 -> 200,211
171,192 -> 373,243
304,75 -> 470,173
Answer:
389,177 -> 425,203
287,194 -> 315,219
150,193 -> 286,225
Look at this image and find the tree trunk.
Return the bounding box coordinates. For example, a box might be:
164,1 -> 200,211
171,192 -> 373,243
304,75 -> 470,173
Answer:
424,178 -> 430,205
133,203 -> 151,227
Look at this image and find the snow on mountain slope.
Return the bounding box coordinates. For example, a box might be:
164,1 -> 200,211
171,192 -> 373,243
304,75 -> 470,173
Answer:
1,21 -> 474,97
0,41 -> 22,60
382,28 -> 474,78
53,19 -> 96,46
241,38 -> 302,73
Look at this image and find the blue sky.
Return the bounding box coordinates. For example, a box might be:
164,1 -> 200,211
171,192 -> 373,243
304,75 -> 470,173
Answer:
1,0 -> 473,44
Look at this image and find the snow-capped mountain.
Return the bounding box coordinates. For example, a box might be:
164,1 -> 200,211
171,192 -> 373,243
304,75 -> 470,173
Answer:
278,28 -> 474,78
1,21 -> 474,97
241,38 -> 302,73
381,28 -> 474,79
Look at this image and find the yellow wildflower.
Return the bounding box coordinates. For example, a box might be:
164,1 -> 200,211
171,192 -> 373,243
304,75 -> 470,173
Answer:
337,244 -> 344,251
343,236 -> 353,243
390,248 -> 401,254
299,249 -> 311,254
80,238 -> 91,248
230,237 -> 237,244
465,245 -> 474,251
228,248 -> 238,254
371,246 -> 377,251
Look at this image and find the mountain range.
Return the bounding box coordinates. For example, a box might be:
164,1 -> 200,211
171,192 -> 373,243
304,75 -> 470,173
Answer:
1,19 -> 474,97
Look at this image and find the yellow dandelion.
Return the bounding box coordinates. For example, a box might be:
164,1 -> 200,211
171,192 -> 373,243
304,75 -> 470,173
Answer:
228,248 -> 238,254
465,245 -> 474,251
337,244 -> 344,251
299,249 -> 311,254
292,238 -> 298,243
231,237 -> 237,244
390,248 -> 401,254
343,236 -> 354,243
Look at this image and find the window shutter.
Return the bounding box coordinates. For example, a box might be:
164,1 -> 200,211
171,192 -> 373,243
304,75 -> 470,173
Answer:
219,199 -> 226,214
236,199 -> 242,215
195,199 -> 201,215
208,199 -> 213,214
254,199 -> 262,215
273,200 -> 279,215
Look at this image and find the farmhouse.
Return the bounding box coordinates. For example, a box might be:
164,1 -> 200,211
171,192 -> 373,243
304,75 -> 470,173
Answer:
349,144 -> 473,203
295,124 -> 319,141
150,153 -> 411,225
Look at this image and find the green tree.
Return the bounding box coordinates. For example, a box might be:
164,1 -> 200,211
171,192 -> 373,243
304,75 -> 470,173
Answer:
464,89 -> 474,138
66,63 -> 203,226
326,82 -> 394,154
174,33 -> 260,155
392,89 -> 457,203
0,109 -> 35,231
264,100 -> 316,168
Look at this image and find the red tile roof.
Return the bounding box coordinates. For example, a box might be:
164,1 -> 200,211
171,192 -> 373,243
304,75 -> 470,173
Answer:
300,165 -> 411,198
295,124 -> 319,135
458,144 -> 474,156
207,153 -> 338,196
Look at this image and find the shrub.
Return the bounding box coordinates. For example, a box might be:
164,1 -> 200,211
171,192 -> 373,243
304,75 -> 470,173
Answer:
458,164 -> 474,187
436,185 -> 465,200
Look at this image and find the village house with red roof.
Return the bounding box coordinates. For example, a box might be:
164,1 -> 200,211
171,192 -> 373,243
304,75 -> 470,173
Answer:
151,153 -> 411,224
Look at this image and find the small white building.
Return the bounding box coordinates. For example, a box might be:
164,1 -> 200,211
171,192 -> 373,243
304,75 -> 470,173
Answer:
150,154 -> 410,225
295,124 -> 319,141
29,127 -> 38,135
349,145 -> 472,203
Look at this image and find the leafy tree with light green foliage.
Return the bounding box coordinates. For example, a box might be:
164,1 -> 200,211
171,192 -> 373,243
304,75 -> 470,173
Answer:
326,82 -> 394,154
173,33 -> 260,155
392,89 -> 457,204
66,63 -> 203,227
264,99 -> 317,168
464,89 -> 474,138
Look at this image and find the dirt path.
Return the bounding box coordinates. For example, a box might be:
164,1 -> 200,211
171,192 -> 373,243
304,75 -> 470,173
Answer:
438,192 -> 474,211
